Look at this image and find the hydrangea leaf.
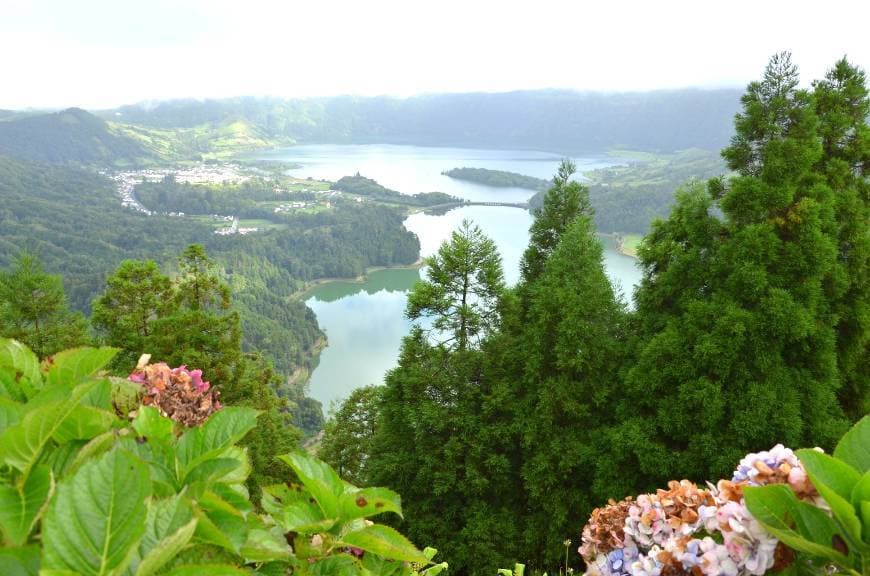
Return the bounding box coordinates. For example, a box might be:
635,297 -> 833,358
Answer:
834,415 -> 870,474
0,465 -> 53,546
744,484 -> 850,566
0,381 -> 98,479
131,406 -> 175,441
44,346 -> 118,388
0,339 -> 42,399
0,545 -> 40,576
339,486 -> 403,522
797,448 -> 863,544
277,452 -> 343,519
339,524 -> 429,564
176,407 -> 258,473
42,448 -> 151,575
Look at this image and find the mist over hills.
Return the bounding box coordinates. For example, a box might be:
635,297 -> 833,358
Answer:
104,88 -> 743,154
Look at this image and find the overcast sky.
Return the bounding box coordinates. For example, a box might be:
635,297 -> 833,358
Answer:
2,0 -> 868,110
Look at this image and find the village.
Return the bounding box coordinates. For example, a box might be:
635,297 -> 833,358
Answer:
110,163 -> 356,235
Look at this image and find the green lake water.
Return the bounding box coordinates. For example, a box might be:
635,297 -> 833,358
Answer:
260,144 -> 643,408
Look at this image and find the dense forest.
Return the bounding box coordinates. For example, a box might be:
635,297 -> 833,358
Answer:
0,107 -> 151,166
317,54 -> 869,574
0,154 -> 422,437
529,148 -> 729,233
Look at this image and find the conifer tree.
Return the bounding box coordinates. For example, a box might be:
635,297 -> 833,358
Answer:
0,252 -> 89,357
406,219 -> 504,351
812,57 -> 869,419
621,53 -> 849,491
520,216 -> 626,568
91,259 -> 176,370
520,158 -> 593,283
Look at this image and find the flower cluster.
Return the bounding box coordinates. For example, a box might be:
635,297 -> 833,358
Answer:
129,354 -> 221,427
580,445 -> 818,576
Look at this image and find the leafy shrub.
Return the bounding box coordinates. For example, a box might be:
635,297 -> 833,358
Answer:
0,338 -> 446,575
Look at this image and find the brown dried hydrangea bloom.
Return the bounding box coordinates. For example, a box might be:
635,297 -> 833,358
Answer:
656,480 -> 715,529
129,354 -> 221,427
579,497 -> 634,558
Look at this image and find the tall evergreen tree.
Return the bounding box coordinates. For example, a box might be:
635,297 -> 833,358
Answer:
520,216 -> 626,569
406,219 -> 504,351
812,57 -> 870,419
621,53 -> 849,492
0,252 -> 88,357
520,158 -> 593,284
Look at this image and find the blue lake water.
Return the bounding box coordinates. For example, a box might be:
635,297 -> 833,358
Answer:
259,144 -> 643,408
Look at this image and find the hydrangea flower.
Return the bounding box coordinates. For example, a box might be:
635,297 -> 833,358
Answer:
579,445 -> 821,576
129,354 -> 221,427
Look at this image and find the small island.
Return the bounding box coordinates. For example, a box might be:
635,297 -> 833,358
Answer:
334,173 -> 458,207
441,167 -> 551,191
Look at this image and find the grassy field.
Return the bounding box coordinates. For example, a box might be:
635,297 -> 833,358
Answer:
238,218 -> 288,231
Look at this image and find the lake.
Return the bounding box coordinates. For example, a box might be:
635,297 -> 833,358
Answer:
259,144 -> 642,408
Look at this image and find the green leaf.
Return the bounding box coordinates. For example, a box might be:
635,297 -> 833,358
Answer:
132,406 -> 175,441
307,554 -> 360,576
744,484 -> 850,565
42,448 -> 151,575
67,431 -> 118,476
797,449 -> 863,544
134,519 -> 196,576
0,396 -> 23,434
361,553 -> 407,576
0,339 -> 42,399
44,347 -> 118,388
0,465 -> 53,546
165,565 -> 250,576
277,452 -> 344,519
421,563 -> 449,576
191,505 -> 238,552
52,405 -> 116,444
176,407 -> 258,472
128,494 -> 196,576
239,527 -> 292,563
261,483 -> 335,533
340,486 -> 404,521
339,524 -> 429,564
0,545 -> 40,576
852,471 -> 870,508
0,381 -> 98,479
834,415 -> 870,473
183,458 -> 243,488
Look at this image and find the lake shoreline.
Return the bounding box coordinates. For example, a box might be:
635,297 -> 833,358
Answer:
292,259 -> 425,301
599,232 -> 640,260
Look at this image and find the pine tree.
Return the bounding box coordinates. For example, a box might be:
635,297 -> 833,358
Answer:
0,252 -> 89,357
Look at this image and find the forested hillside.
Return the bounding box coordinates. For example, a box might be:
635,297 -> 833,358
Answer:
105,89 -> 742,153
0,155 -> 419,383
528,148 -> 729,233
0,108 -> 151,165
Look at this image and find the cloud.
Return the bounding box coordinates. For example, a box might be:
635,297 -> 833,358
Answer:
2,0 -> 868,109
